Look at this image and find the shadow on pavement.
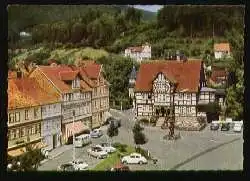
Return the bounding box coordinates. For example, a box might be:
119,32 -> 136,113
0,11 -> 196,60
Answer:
169,137 -> 241,170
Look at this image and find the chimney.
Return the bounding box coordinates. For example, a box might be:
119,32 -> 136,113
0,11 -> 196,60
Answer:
17,70 -> 22,78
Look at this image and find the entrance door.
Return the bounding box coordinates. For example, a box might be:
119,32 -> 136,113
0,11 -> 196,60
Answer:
53,134 -> 57,149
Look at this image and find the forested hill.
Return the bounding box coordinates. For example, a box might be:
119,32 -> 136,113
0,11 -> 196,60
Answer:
8,5 -> 244,59
8,5 -> 156,36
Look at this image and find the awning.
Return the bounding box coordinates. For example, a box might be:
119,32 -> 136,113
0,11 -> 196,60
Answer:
8,148 -> 26,157
66,121 -> 89,138
33,142 -> 47,149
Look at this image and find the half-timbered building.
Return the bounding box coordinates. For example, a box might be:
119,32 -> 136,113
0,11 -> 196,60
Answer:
134,59 -> 215,129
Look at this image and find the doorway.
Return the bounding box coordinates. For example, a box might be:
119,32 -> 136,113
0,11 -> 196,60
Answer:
53,134 -> 57,149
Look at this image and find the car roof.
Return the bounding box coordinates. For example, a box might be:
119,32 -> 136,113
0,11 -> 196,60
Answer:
76,134 -> 90,138
131,153 -> 141,156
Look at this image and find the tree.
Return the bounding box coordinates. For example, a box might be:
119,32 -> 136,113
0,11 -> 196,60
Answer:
225,28 -> 244,120
132,121 -> 147,147
107,121 -> 119,143
18,145 -> 45,171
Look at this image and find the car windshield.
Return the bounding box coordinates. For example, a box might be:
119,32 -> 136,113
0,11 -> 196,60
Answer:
78,161 -> 84,164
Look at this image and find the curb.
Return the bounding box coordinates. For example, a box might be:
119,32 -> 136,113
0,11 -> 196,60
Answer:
40,146 -> 72,165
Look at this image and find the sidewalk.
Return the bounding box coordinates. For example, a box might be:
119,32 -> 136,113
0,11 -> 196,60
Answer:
40,144 -> 72,164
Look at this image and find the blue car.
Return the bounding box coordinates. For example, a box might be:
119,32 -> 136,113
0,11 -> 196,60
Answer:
90,129 -> 103,138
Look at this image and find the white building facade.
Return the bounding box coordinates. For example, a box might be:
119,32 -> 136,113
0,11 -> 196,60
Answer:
41,103 -> 62,150
125,43 -> 151,63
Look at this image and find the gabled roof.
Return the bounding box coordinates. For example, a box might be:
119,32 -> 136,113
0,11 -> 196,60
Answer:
59,70 -> 79,81
79,63 -> 102,80
214,43 -> 230,52
38,65 -> 80,93
8,78 -> 60,110
135,60 -> 202,92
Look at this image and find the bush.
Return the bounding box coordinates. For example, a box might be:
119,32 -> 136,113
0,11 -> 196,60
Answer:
112,142 -> 127,153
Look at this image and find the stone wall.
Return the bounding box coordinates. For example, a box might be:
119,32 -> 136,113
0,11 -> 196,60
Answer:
175,116 -> 206,131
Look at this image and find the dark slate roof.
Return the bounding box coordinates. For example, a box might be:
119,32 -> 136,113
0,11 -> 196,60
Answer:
129,65 -> 137,80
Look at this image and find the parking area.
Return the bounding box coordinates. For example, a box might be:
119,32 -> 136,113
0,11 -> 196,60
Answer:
38,109 -> 243,171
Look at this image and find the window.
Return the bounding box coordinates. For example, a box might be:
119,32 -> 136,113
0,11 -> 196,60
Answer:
187,94 -> 190,99
21,127 -> 25,137
179,93 -> 183,99
16,129 -> 20,138
25,110 -> 29,120
34,108 -> 39,119
13,129 -> 17,139
32,126 -> 35,135
8,113 -> 14,123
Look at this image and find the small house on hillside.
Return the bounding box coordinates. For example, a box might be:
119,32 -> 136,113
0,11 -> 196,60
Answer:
124,43 -> 151,63
209,67 -> 228,87
214,43 -> 231,59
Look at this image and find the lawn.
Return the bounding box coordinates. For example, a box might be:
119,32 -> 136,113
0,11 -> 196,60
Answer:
92,144 -> 135,171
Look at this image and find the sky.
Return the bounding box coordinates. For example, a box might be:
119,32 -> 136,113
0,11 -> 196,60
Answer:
134,5 -> 163,12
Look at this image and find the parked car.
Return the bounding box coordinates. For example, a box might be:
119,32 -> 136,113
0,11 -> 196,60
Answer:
110,163 -> 130,171
121,153 -> 148,165
90,129 -> 103,138
71,159 -> 88,171
104,117 -> 121,128
210,122 -> 220,130
57,163 -> 75,171
74,134 -> 91,148
87,146 -> 108,159
221,123 -> 230,131
95,143 -> 116,154
233,122 -> 243,132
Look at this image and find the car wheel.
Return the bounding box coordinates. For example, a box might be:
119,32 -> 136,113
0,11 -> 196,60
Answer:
139,161 -> 143,165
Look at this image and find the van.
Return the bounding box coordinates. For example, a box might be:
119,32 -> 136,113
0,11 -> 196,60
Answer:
74,134 -> 91,148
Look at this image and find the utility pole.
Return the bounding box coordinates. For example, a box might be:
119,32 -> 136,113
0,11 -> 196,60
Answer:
72,110 -> 76,161
120,100 -> 123,111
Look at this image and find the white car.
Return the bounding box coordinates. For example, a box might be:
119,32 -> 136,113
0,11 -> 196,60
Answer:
87,146 -> 108,159
95,143 -> 116,154
71,159 -> 88,171
121,153 -> 148,165
90,129 -> 103,138
233,122 -> 243,132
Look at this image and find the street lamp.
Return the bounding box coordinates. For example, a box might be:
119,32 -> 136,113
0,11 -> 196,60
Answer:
72,110 -> 76,161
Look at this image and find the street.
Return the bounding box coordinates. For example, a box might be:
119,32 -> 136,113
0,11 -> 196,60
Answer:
38,109 -> 243,171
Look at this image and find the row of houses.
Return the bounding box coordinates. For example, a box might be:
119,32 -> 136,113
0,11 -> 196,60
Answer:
124,42 -> 231,63
7,61 -> 110,157
128,58 -> 227,129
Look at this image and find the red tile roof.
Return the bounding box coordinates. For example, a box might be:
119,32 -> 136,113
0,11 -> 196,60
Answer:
214,43 -> 230,52
127,46 -> 143,53
210,69 -> 227,82
79,63 -> 101,80
8,78 -> 60,109
38,66 -> 78,93
59,70 -> 79,81
80,80 -> 92,92
8,71 -> 17,79
135,60 -> 202,92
